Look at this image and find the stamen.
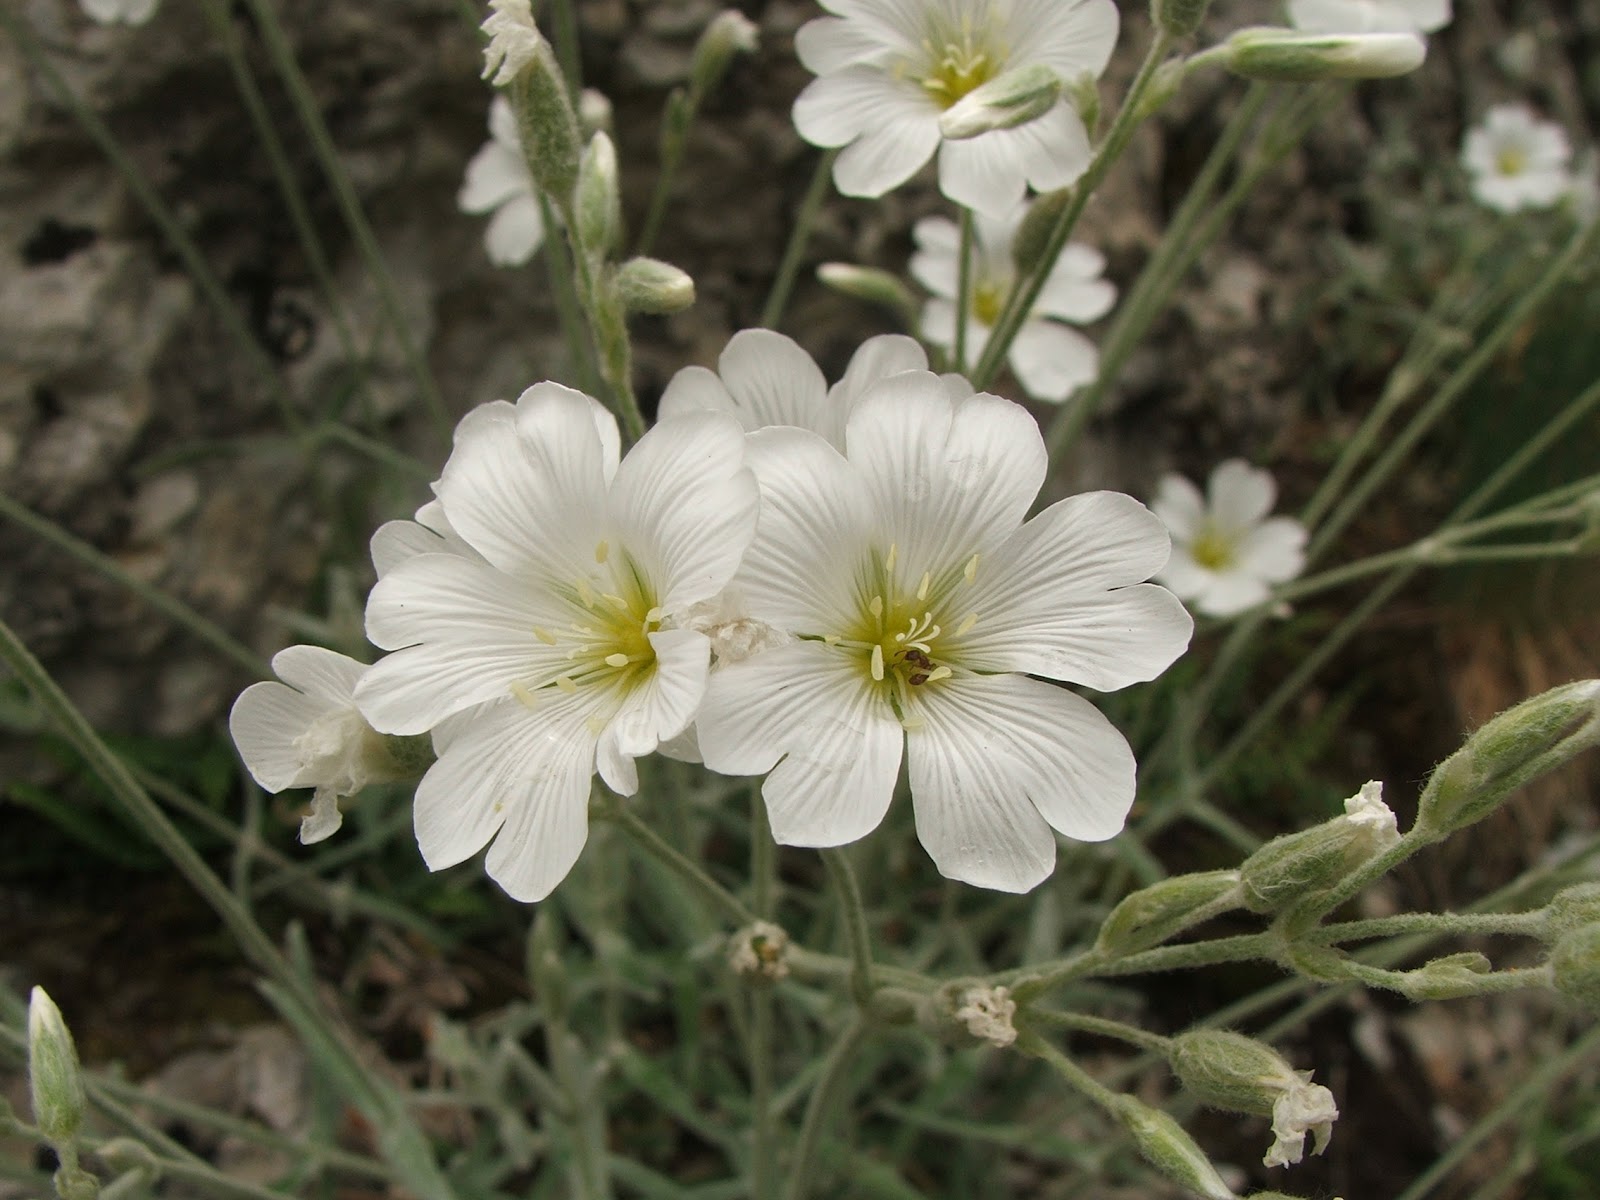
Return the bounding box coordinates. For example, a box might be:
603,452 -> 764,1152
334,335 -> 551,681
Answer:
823,634 -> 841,645
885,543 -> 899,573
510,682 -> 538,708
534,626 -> 558,645
594,540 -> 610,564
604,653 -> 631,668
871,645 -> 886,682
924,665 -> 953,684
586,715 -> 607,735
869,595 -> 884,618
964,554 -> 979,583
956,612 -> 978,636
555,675 -> 578,695
602,593 -> 630,612
901,715 -> 926,731
917,572 -> 931,601
645,606 -> 664,625
577,578 -> 595,607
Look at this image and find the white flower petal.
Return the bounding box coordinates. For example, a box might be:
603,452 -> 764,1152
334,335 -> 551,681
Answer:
658,365 -> 738,423
909,216 -> 962,298
1153,547 -> 1214,602
698,642 -> 903,847
1150,473 -> 1206,538
436,382 -> 613,578
828,334 -> 929,413
939,105 -> 1091,216
484,192 -> 545,266
1007,0 -> 1120,78
832,100 -> 943,199
1035,266 -> 1116,324
1208,459 -> 1277,531
793,67 -> 902,147
270,644 -> 365,706
594,628 -> 711,795
1195,571 -> 1271,617
716,328 -> 833,433
735,427 -> 874,631
230,681 -> 328,792
909,672 -> 1135,890
459,141 -> 530,215
488,94 -> 520,149
1235,516 -> 1308,585
1007,320 -> 1100,402
846,374 -> 1047,581
607,411 -> 757,611
795,15 -> 886,73
300,789 -> 346,845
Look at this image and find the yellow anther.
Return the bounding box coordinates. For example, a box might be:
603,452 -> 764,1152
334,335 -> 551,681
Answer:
823,634 -> 841,645
577,579 -> 595,606
956,612 -> 978,637
901,715 -> 926,731
871,645 -> 886,682
603,593 -> 630,612
964,554 -> 979,583
586,715 -> 608,736
869,595 -> 884,618
645,606 -> 664,625
605,653 -> 631,668
510,682 -> 538,708
555,675 -> 578,695
534,626 -> 558,646
916,572 -> 931,601
924,666 -> 953,684
885,543 -> 899,572
594,540 -> 610,564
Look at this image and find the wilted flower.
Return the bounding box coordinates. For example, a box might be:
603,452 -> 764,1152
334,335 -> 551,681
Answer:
1287,0 -> 1451,34
459,96 -> 546,267
79,0 -> 158,25
659,328 -> 934,448
230,646 -> 418,844
695,371 -> 1191,892
1462,104 -> 1574,213
354,385 -> 757,902
791,0 -> 1118,215
911,204 -> 1114,401
1152,460 -> 1307,617
481,0 -> 546,87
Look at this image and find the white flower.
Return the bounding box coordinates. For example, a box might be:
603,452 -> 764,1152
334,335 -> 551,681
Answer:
659,327 -> 933,448
1286,0 -> 1450,34
1343,779 -> 1399,848
230,646 -> 411,845
1152,460 -> 1307,618
482,0 -> 546,87
1462,104 -> 1574,214
459,97 -> 546,267
1265,1074 -> 1339,1168
911,205 -> 1114,402
792,0 -> 1118,216
695,372 -> 1192,892
80,0 -> 158,24
354,385 -> 757,902
953,985 -> 1018,1047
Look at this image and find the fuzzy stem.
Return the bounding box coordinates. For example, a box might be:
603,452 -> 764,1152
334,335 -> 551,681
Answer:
762,151 -> 839,330
780,1020 -> 870,1200
822,848 -> 876,1005
954,208 -> 976,374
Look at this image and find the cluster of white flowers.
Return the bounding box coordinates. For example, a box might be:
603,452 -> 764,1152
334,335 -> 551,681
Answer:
1461,103 -> 1595,218
234,333 -> 1192,900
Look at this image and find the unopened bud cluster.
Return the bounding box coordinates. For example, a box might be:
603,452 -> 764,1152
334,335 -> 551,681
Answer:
1170,1030 -> 1338,1168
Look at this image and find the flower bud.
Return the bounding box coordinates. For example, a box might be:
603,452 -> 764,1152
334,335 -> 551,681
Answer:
1112,1095 -> 1237,1200
578,88 -> 614,137
690,10 -> 759,100
1394,951 -> 1494,1001
1062,72 -> 1102,135
481,1 -> 582,207
1238,782 -> 1399,914
816,263 -> 918,320
1095,870 -> 1243,957
938,64 -> 1062,141
28,987 -> 86,1148
1224,27 -> 1427,83
1152,0 -> 1213,39
1543,884 -> 1600,944
1014,188 -> 1073,270
1415,681 -> 1600,842
1550,924 -> 1600,1014
576,133 -> 622,257
1169,1031 -> 1338,1168
614,257 -> 696,314
728,921 -> 791,982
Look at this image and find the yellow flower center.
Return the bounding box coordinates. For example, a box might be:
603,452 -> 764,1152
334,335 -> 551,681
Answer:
916,12 -> 1006,109
833,543 -> 982,728
1190,526 -> 1236,572
971,280 -> 1006,327
1496,146 -> 1528,177
515,540 -> 662,721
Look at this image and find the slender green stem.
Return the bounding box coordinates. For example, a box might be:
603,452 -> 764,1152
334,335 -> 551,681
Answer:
973,32 -> 1176,389
238,0 -> 453,443
547,0 -> 584,94
315,423 -> 436,480
1014,932 -> 1280,1001
1307,909 -> 1546,945
603,801 -> 756,926
781,1020 -> 870,1200
954,208 -> 976,374
761,151 -> 839,330
750,985 -> 777,1200
538,194 -> 605,397
1025,1011 -> 1174,1055
0,491 -> 267,677
821,848 -> 875,1005
639,89 -> 690,257
1015,1030 -> 1119,1114
0,10 -> 302,437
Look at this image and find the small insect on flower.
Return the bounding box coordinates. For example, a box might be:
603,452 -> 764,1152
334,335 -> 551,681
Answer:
695,369 -> 1192,892
1462,103 -> 1576,214
791,0 -> 1118,215
1151,459 -> 1308,618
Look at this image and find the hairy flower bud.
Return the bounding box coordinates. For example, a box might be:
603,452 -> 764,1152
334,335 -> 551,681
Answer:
1096,870 -> 1243,957
938,64 -> 1062,140
576,133 -> 622,256
1416,681 -> 1600,841
1112,1095 -> 1237,1200
816,263 -> 918,320
28,987 -> 86,1148
1169,1031 -> 1338,1168
578,88 -> 614,137
1225,27 -> 1427,82
614,257 -> 696,313
1152,0 -> 1213,39
1239,782 -> 1399,913
482,1 -> 581,207
1014,187 -> 1074,270
690,10 -> 759,100
1543,884 -> 1600,944
1550,924 -> 1600,1014
1395,951 -> 1494,1001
